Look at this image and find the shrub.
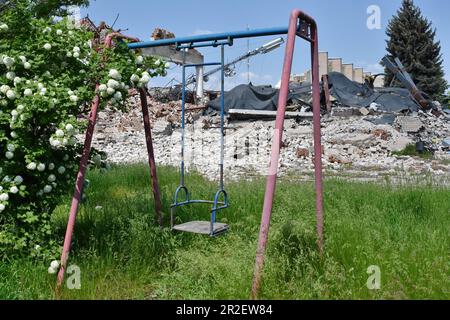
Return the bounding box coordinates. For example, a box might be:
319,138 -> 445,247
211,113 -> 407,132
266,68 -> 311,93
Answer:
0,0 -> 167,260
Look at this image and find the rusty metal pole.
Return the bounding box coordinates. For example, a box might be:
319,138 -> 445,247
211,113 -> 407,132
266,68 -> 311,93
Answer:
139,88 -> 163,226
57,87 -> 100,289
322,75 -> 332,114
310,25 -> 324,254
250,10 -> 299,300
251,9 -> 324,299
57,33 -> 141,290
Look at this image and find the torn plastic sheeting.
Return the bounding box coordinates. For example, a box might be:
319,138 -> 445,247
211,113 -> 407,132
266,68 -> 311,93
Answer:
327,72 -> 420,113
206,82 -> 311,114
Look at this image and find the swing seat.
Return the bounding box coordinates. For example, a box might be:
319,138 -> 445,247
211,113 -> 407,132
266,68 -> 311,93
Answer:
172,220 -> 229,236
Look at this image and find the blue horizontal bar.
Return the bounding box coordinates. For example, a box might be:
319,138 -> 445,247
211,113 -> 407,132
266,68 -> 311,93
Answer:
128,26 -> 289,49
212,205 -> 229,211
177,39 -> 233,50
183,62 -> 221,68
171,200 -> 227,208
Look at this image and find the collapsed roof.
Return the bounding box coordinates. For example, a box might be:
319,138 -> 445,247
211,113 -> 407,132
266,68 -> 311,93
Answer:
206,82 -> 311,114
326,72 -> 421,112
206,71 -> 429,115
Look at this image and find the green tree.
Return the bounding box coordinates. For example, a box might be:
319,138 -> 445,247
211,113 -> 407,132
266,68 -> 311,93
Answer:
0,0 -> 167,260
31,0 -> 89,18
1,0 -> 89,18
384,0 -> 448,102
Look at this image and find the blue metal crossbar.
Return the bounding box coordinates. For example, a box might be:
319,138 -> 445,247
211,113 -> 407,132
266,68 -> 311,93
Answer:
176,38 -> 233,50
128,27 -> 289,49
183,62 -> 221,68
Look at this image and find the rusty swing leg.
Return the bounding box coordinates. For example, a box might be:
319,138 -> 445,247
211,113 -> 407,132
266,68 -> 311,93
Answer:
251,9 -> 324,299
57,34 -> 163,290
139,88 -> 163,226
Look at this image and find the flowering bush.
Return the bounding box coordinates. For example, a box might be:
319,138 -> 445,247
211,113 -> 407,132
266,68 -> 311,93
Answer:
0,1 -> 167,260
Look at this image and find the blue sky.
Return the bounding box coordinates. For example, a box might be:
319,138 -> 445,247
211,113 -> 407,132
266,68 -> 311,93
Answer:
81,0 -> 449,89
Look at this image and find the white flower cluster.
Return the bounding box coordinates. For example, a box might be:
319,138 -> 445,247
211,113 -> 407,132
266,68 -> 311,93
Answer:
1,54 -> 15,69
24,159 -> 70,197
66,46 -> 81,59
130,68 -> 151,88
4,143 -> 15,160
98,69 -> 130,106
154,58 -> 171,71
48,260 -> 60,274
49,122 -> 78,149
0,173 -> 24,212
67,89 -> 78,104
0,23 -> 8,31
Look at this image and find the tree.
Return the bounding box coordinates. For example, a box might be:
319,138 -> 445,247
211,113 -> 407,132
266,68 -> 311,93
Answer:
0,0 -> 167,260
1,0 -> 89,18
384,0 -> 448,102
32,0 -> 89,18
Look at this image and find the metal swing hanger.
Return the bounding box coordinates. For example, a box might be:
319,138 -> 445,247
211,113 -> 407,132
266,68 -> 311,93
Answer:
170,42 -> 231,237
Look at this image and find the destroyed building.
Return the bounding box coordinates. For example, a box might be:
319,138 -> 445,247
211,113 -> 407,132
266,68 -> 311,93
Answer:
77,24 -> 449,184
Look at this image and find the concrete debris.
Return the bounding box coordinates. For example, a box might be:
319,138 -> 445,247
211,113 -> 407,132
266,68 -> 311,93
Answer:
443,138 -> 450,148
359,107 -> 370,116
152,120 -> 173,136
296,148 -> 310,159
151,28 -> 175,40
366,114 -> 397,125
85,92 -> 450,183
396,116 -> 424,133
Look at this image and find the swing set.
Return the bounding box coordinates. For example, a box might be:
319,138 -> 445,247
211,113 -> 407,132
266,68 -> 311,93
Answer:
57,9 -> 324,299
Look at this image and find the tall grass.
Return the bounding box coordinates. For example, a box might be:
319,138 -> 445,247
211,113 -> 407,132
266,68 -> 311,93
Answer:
1,164 -> 449,299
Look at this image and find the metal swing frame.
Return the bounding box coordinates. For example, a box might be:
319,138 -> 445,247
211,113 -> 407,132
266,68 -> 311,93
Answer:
170,39 -> 232,237
58,9 -> 323,299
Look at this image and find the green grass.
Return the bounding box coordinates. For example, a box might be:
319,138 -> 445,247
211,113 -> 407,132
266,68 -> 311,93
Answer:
1,164 -> 449,300
392,143 -> 433,159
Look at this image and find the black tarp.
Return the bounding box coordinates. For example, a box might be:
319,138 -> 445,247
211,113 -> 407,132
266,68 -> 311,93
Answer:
206,72 -> 423,115
206,82 -> 311,114
327,72 -> 420,112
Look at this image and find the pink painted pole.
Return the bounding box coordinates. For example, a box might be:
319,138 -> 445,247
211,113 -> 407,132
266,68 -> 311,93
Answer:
251,9 -> 323,299
57,33 -> 140,290
57,87 -> 100,288
250,10 -> 298,300
139,88 -> 163,226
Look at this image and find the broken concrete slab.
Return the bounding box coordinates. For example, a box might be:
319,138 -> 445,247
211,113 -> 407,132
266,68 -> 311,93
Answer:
331,107 -> 359,117
443,138 -> 450,148
152,120 -> 173,136
389,136 -> 414,152
366,114 -> 397,126
359,107 -> 370,116
396,116 -> 424,133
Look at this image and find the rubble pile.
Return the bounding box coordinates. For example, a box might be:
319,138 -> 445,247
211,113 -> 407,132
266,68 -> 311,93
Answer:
87,93 -> 450,183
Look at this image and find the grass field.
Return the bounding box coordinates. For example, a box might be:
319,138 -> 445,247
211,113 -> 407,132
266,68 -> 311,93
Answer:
1,164 -> 449,300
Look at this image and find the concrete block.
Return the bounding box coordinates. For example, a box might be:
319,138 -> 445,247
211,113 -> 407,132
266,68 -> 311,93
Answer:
353,68 -> 364,83
342,63 -> 354,81
396,116 -> 424,133
328,58 -> 342,73
319,52 -> 329,78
